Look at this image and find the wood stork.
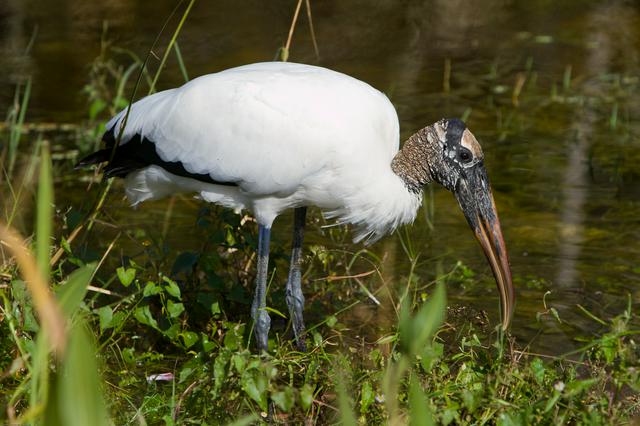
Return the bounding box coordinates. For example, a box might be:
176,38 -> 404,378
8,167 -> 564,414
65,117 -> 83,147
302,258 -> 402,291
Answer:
78,62 -> 514,352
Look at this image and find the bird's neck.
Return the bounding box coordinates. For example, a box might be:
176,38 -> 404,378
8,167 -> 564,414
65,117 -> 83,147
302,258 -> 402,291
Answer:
391,127 -> 436,193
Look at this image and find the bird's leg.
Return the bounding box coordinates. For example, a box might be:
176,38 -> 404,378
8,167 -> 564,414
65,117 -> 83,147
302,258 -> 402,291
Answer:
286,207 -> 307,352
251,225 -> 272,353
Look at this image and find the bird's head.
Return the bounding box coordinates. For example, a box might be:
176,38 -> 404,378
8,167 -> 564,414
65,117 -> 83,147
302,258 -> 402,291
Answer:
394,118 -> 515,329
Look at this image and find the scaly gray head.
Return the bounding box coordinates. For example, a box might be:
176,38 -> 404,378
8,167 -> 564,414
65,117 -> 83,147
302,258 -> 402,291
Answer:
392,118 -> 515,329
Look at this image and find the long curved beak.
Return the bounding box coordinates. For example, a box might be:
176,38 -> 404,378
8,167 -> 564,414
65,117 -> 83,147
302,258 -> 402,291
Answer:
454,163 -> 515,329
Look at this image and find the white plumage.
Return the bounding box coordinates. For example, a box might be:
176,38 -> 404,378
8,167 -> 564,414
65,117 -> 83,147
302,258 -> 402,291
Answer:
82,61 -> 514,352
108,62 -> 420,242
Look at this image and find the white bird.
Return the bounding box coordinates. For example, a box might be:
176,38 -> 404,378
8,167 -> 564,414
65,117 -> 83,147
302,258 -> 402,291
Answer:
78,62 -> 514,352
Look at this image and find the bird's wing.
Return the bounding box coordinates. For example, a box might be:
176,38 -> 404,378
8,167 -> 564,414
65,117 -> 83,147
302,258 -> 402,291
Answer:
106,62 -> 400,197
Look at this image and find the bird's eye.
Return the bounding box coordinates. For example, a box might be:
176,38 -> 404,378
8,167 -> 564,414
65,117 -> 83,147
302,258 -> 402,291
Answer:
459,149 -> 472,164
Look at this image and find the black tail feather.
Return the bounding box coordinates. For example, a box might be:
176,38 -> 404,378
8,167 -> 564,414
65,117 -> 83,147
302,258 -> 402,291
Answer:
76,129 -> 237,186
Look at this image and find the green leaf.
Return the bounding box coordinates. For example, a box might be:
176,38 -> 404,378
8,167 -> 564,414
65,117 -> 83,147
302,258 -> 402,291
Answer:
409,377 -> 434,426
223,323 -> 244,351
180,331 -> 198,348
441,407 -> 458,426
134,305 -> 158,329
497,412 -> 520,426
271,386 -> 295,412
116,267 -> 136,287
56,264 -> 97,317
109,312 -> 126,330
400,282 -> 446,356
232,353 -> 247,373
462,390 -> 479,414
565,379 -> 597,397
300,384 -> 314,411
420,342 -> 444,373
326,315 -> 338,328
241,370 -> 268,411
167,300 -> 185,318
336,377 -> 357,426
360,380 -> 374,414
224,414 -> 259,426
201,333 -> 216,352
530,358 -> 546,384
122,347 -> 136,364
544,391 -> 561,413
96,306 -> 113,331
88,99 -> 106,120
36,143 -> 53,283
143,281 -> 162,297
162,323 -> 180,340
212,351 -> 231,397
57,321 -> 111,426
179,365 -> 195,383
163,276 -> 181,299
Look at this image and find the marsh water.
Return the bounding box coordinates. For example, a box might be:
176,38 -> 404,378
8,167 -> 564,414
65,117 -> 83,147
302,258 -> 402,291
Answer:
1,0 -> 639,355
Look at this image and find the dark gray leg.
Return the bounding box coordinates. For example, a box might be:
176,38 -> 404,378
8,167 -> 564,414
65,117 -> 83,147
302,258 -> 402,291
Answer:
251,225 -> 271,352
286,207 -> 307,351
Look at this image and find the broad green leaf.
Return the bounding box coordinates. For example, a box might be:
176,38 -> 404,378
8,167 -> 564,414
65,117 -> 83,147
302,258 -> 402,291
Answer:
271,386 -> 295,412
224,414 -> 258,426
162,323 -> 180,340
565,379 -> 597,397
400,282 -> 446,356
300,384 -> 314,411
232,353 -> 247,373
88,98 -> 106,119
96,306 -> 113,331
180,331 -> 198,348
134,305 -> 158,329
143,281 -> 162,297
58,321 -> 111,426
409,377 -> 435,426
163,276 -> 181,299
110,312 -> 126,330
530,358 -> 546,384
212,351 -> 231,397
56,264 -> 96,317
360,381 -> 374,414
167,300 -> 185,318
201,333 -> 216,352
241,370 -> 268,411
462,390 -> 479,414
420,342 -> 444,373
116,267 -> 136,287
326,315 -> 338,328
336,377 -> 357,426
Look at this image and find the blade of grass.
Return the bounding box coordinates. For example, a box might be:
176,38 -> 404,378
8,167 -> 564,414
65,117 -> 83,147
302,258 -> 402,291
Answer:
56,320 -> 111,426
8,77 -> 32,176
148,0 -> 196,95
305,0 -> 320,59
36,142 -> 52,283
174,41 -> 190,83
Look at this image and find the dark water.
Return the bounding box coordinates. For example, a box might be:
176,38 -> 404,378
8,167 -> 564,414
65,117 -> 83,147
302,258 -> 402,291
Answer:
2,0 -> 639,354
